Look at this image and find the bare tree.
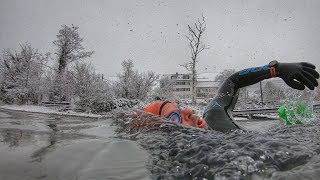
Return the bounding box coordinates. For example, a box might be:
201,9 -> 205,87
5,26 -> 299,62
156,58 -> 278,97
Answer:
131,71 -> 158,100
52,25 -> 94,101
113,60 -> 158,101
181,15 -> 207,104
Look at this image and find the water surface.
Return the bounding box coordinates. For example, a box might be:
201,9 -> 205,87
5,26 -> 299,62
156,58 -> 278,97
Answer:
2,108 -> 320,180
115,110 -> 320,180
0,109 -> 150,180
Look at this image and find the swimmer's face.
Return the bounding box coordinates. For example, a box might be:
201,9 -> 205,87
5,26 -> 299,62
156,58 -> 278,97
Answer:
161,103 -> 208,129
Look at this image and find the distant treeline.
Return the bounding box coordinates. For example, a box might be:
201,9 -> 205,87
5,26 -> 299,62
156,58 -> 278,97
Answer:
0,24 -> 164,113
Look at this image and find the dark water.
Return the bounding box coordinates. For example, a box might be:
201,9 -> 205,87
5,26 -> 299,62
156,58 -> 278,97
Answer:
0,109 -> 150,180
1,108 -> 320,180
115,110 -> 320,180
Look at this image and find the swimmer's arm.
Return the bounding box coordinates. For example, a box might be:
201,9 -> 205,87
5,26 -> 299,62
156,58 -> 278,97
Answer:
203,64 -> 274,131
203,62 -> 319,131
205,64 -> 272,114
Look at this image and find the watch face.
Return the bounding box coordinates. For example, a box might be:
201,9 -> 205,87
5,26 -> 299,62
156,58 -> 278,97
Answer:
269,60 -> 278,67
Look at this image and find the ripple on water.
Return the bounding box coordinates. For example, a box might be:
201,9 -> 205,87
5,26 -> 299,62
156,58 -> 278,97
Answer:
114,112 -> 320,180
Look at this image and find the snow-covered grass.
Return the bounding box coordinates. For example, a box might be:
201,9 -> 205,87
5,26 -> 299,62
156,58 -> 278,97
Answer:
0,99 -> 147,119
0,104 -> 102,118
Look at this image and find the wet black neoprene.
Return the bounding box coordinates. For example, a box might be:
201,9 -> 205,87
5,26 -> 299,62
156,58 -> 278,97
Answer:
203,62 -> 319,132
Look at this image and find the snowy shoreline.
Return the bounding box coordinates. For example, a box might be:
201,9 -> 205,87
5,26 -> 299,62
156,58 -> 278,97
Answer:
0,103 -> 281,121
0,104 -> 103,118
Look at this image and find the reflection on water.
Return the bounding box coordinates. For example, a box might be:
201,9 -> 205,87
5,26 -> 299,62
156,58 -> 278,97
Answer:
0,109 -> 150,180
31,133 -> 56,163
1,129 -> 36,148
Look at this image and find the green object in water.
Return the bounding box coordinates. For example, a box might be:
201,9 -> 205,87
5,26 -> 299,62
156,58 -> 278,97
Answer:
296,102 -> 313,118
278,105 -> 291,125
278,102 -> 313,125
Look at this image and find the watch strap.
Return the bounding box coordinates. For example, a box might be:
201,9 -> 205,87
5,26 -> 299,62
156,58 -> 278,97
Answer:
269,60 -> 278,77
270,66 -> 277,77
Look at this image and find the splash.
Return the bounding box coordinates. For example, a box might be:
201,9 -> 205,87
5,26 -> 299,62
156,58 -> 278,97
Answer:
278,89 -> 316,125
113,107 -> 320,179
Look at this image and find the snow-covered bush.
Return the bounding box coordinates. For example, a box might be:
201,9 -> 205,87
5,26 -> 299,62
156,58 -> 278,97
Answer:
0,43 -> 49,104
76,98 -> 143,113
112,98 -> 142,109
71,62 -> 114,113
68,62 -> 143,113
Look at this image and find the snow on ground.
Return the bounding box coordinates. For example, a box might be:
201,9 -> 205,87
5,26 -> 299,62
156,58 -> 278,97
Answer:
0,104 -> 102,118
0,101 -> 283,121
0,101 -> 146,119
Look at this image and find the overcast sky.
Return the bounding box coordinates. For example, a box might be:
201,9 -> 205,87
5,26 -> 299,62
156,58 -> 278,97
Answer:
1,0 -> 320,77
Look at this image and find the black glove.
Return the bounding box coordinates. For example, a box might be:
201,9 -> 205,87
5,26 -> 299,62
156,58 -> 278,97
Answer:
278,62 -> 319,90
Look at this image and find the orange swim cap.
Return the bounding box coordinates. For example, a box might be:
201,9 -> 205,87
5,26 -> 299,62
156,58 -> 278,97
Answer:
144,101 -> 167,116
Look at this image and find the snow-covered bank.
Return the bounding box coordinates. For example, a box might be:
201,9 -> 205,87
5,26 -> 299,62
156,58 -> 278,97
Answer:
0,102 -> 291,122
0,104 -> 102,118
0,100 -> 146,119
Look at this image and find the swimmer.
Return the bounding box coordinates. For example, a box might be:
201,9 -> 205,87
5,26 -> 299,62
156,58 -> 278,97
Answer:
144,61 -> 319,131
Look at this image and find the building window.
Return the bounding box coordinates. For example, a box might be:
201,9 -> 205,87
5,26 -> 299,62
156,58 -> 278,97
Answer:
175,88 -> 191,91
175,81 -> 191,85
171,76 -> 177,79
183,75 -> 190,79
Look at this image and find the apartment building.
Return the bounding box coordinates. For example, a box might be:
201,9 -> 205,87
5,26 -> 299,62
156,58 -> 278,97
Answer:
160,72 -> 220,99
196,72 -> 220,99
196,81 -> 220,99
161,73 -> 194,99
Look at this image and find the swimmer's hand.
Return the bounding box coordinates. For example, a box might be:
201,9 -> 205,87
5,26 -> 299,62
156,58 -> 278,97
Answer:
278,62 -> 319,90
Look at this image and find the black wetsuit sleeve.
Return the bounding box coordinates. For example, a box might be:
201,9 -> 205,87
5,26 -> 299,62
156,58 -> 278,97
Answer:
203,64 -> 274,131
